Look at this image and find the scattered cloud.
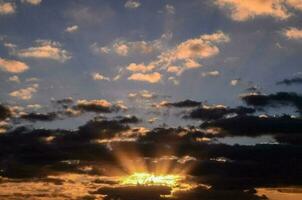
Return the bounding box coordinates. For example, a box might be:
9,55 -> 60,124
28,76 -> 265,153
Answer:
202,70 -> 220,77
0,58 -> 29,73
215,0 -> 302,21
9,84 -> 39,100
125,0 -> 141,9
230,79 -> 239,86
65,25 -> 79,33
286,0 -> 302,11
277,77 -> 302,85
241,92 -> 302,114
215,0 -> 289,21
16,40 -> 71,62
167,66 -> 183,75
161,99 -> 202,108
155,31 -> 229,73
20,112 -> 57,121
21,0 -> 42,6
128,72 -> 161,83
283,27 -> 302,40
92,73 -> 110,81
92,34 -> 170,56
189,104 -> 255,120
168,76 -> 179,85
0,104 -> 11,120
8,75 -> 20,83
0,2 -> 15,15
113,42 -> 129,56
3,42 -> 16,48
165,4 -> 175,14
126,63 -> 155,73
128,90 -> 157,99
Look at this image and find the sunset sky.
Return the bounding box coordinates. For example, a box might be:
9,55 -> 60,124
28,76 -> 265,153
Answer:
0,0 -> 302,199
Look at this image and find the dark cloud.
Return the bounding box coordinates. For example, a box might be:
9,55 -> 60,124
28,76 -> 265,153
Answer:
20,112 -> 57,121
93,185 -> 171,200
241,92 -> 302,114
163,100 -> 202,108
277,77 -> 302,86
0,104 -> 11,120
187,106 -> 255,120
173,187 -> 267,200
201,115 -> 302,136
114,115 -> 140,124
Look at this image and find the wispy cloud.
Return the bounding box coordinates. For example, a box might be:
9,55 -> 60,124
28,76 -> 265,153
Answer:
9,84 -> 39,100
21,0 -> 42,6
16,40 -> 71,62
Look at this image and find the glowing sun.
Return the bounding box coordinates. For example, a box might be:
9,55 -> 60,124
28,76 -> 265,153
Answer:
120,172 -> 182,187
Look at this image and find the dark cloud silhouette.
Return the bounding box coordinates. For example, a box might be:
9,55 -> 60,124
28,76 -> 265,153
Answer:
93,185 -> 171,200
0,104 -> 11,120
114,115 -> 140,124
187,106 -> 255,120
173,187 -> 267,200
277,77 -> 302,86
241,92 -> 302,114
163,100 -> 202,108
20,112 -> 57,121
201,115 -> 302,136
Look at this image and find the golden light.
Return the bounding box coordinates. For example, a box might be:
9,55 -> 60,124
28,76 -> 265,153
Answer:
120,172 -> 181,187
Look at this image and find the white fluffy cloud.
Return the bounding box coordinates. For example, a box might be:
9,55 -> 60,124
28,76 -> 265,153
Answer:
92,73 -> 110,81
128,72 -> 161,83
230,79 -> 239,86
65,25 -> 79,33
156,31 -> 229,71
21,0 -> 42,6
16,40 -> 71,62
0,58 -> 29,73
9,84 -> 39,100
283,27 -> 302,40
125,0 -> 141,9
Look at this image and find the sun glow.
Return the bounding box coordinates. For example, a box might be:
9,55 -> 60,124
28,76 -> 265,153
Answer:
120,172 -> 182,187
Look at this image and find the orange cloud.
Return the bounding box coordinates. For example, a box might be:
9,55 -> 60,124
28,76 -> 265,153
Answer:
21,0 -> 42,6
0,58 -> 29,73
127,63 -> 155,73
9,84 -> 38,100
128,72 -> 161,83
215,0 -> 290,21
283,27 -> 302,40
0,2 -> 15,15
17,40 -> 71,62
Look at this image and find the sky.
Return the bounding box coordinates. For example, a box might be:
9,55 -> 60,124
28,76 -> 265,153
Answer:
1,0 -> 302,199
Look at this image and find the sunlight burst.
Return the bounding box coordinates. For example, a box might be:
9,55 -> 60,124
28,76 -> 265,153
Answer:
120,172 -> 181,187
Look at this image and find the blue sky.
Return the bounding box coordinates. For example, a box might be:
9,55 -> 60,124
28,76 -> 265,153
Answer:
0,0 -> 301,109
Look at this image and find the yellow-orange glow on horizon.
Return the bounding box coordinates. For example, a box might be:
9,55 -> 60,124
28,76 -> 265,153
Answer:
120,172 -> 182,187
